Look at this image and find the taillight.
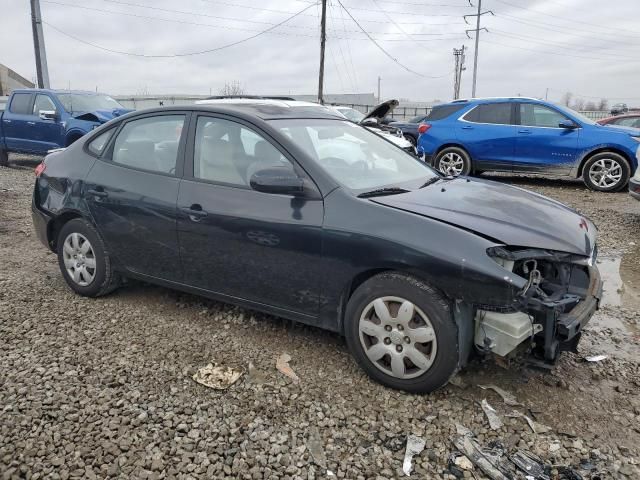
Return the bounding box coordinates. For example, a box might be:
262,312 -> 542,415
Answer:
418,123 -> 431,134
35,162 -> 46,177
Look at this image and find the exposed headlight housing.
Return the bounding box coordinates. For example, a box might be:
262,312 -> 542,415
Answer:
631,136 -> 640,143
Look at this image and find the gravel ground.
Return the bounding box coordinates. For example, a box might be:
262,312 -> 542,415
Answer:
1,155 -> 639,480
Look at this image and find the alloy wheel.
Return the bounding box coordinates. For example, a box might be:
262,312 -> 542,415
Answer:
588,158 -> 623,189
62,233 -> 97,286
438,152 -> 465,176
358,296 -> 438,379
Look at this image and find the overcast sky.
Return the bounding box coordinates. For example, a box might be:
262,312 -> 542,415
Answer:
2,0 -> 639,105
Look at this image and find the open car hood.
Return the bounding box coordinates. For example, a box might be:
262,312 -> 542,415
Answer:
371,177 -> 596,256
72,108 -> 134,123
363,99 -> 399,122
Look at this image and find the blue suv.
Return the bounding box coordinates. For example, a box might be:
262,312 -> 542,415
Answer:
417,97 -> 640,192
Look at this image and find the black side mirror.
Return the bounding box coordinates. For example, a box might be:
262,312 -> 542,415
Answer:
558,119 -> 579,129
250,166 -> 304,195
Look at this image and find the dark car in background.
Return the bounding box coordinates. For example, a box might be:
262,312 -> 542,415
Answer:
598,114 -> 640,129
32,103 -> 601,393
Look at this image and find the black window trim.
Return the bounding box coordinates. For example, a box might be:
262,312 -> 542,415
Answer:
9,92 -> 35,115
84,126 -> 117,158
98,111 -> 192,179
184,112 -> 315,193
459,102 -> 516,126
515,101 -> 573,130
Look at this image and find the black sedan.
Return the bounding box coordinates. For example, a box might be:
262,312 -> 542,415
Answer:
32,103 -> 602,393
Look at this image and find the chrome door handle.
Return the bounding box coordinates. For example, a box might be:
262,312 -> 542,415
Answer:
27,121 -> 36,125
181,205 -> 208,222
518,129 -> 531,134
461,125 -> 473,130
87,189 -> 108,198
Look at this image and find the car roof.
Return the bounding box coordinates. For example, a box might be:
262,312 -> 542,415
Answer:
449,97 -> 540,105
129,103 -> 345,121
11,89 -> 109,96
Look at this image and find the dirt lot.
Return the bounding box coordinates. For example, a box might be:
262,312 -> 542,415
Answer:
1,155 -> 639,480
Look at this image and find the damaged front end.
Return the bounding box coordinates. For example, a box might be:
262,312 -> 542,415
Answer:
473,246 -> 602,364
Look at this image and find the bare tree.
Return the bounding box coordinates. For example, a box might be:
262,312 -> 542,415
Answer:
597,98 -> 609,111
573,98 -> 585,111
560,91 -> 573,106
218,80 -> 245,96
584,101 -> 597,111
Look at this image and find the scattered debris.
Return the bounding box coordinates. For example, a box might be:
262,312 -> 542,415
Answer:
448,451 -> 474,477
456,423 -> 473,437
306,427 -> 336,477
449,375 -> 467,388
481,399 -> 503,430
479,384 -> 522,406
584,354 -> 608,362
510,450 -> 549,479
452,434 -> 511,480
276,353 -> 300,384
192,363 -> 243,390
247,362 -> 268,385
549,441 -> 561,453
402,434 -> 426,476
506,411 -> 552,434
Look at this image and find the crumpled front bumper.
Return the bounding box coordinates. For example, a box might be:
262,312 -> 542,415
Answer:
537,265 -> 602,361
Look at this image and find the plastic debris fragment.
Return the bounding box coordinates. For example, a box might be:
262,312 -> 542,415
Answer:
306,427 -> 336,477
506,411 -> 551,434
452,435 -> 512,480
192,363 -> 244,390
479,384 -> 522,406
481,399 -> 503,430
276,353 -> 300,384
510,450 -> 549,479
584,354 -> 608,362
402,434 -> 426,476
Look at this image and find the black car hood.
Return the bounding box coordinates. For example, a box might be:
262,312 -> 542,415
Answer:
371,177 -> 596,256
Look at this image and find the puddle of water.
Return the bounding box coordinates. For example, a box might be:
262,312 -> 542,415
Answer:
597,244 -> 640,310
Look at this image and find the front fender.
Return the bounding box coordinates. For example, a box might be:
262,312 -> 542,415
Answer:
570,143 -> 639,177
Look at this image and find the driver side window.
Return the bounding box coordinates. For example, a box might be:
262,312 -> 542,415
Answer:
519,104 -> 569,128
32,94 -> 56,115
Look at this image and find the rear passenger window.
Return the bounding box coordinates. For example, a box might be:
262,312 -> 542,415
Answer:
87,129 -> 114,156
9,93 -> 32,114
426,104 -> 466,121
464,103 -> 512,125
111,115 -> 185,174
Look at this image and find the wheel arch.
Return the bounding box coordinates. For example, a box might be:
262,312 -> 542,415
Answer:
434,142 -> 470,158
337,267 -> 452,334
47,209 -> 86,252
575,146 -> 633,178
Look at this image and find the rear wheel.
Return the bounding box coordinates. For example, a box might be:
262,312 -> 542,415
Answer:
434,147 -> 471,177
56,218 -> 120,297
403,134 -> 417,146
582,152 -> 630,192
344,272 -> 458,393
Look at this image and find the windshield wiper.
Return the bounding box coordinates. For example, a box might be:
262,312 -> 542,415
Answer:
357,187 -> 410,198
419,177 -> 441,189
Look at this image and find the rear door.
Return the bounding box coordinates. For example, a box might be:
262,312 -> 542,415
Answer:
513,102 -> 579,174
30,93 -> 64,151
84,112 -> 188,281
2,92 -> 35,152
455,102 -> 516,171
176,113 -> 325,316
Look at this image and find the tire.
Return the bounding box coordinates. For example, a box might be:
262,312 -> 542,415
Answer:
56,218 -> 120,297
434,147 -> 471,177
582,152 -> 630,192
403,134 -> 417,147
0,149 -> 8,167
344,272 -> 458,393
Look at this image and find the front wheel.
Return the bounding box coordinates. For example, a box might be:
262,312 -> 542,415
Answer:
582,152 -> 630,192
434,147 -> 471,177
344,273 -> 458,393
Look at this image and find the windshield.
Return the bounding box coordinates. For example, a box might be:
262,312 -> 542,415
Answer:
270,119 -> 438,191
58,94 -> 124,114
336,107 -> 365,123
554,103 -> 596,125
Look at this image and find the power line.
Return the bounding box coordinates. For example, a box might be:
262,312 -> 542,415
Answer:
370,0 -> 422,48
42,1 -> 319,57
464,0 -> 493,97
328,1 -> 357,91
336,0 -> 453,78
492,0 -> 640,37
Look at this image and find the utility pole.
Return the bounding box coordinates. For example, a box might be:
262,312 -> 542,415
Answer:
545,87 -> 549,100
377,76 -> 381,102
452,46 -> 466,100
464,1 -> 493,98
30,0 -> 50,89
317,0 -> 327,104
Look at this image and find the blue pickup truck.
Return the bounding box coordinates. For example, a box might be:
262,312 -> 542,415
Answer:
0,89 -> 132,166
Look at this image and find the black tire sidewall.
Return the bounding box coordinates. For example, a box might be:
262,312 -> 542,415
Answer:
404,134 -> 417,146
344,273 -> 459,393
56,219 -> 110,297
435,147 -> 472,176
582,152 -> 630,192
